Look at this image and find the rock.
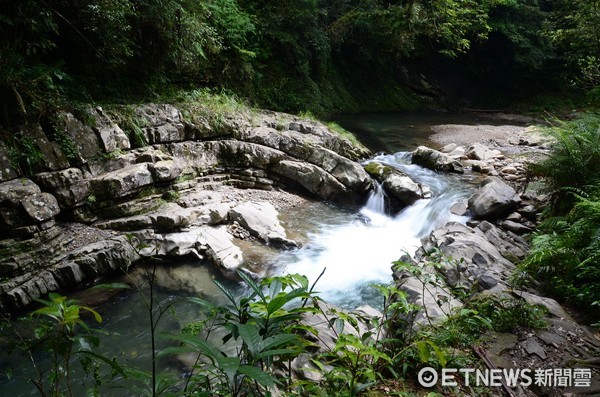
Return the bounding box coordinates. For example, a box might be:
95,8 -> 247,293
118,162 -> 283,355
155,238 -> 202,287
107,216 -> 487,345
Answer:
364,162 -> 394,179
411,146 -> 464,173
0,179 -> 42,230
477,273 -> 499,290
137,104 -> 186,144
535,330 -> 568,347
25,124 -> 70,171
201,226 -> 244,276
487,332 -> 518,356
0,141 -> 19,181
465,143 -> 500,161
468,177 -> 521,219
419,222 -> 516,289
271,160 -> 348,202
90,163 -> 154,199
440,143 -> 457,153
88,107 -> 131,152
514,290 -> 573,320
447,147 -> 466,158
243,126 -> 371,193
57,112 -> 103,164
395,272 -> 463,325
450,200 -> 468,216
500,166 -> 518,175
505,212 -> 522,222
229,202 -> 297,248
501,220 -> 533,234
291,353 -> 330,382
476,221 -> 529,260
206,203 -> 232,225
21,193 -> 60,222
524,337 -> 547,359
383,172 -> 430,206
148,160 -> 182,182
33,168 -> 90,208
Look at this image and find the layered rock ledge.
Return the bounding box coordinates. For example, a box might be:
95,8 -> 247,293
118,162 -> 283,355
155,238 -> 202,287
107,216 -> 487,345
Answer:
0,104 -> 372,311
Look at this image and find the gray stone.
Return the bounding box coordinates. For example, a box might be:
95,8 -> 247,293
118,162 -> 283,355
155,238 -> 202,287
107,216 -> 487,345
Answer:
33,168 -> 90,208
411,146 -> 464,173
535,330 -> 568,347
229,202 -> 297,248
514,290 -> 573,320
148,160 -> 182,182
468,177 -> 521,219
487,332 -> 518,356
501,220 -> 533,234
137,104 -> 185,144
450,200 -> 468,216
58,112 -> 103,164
26,125 -> 70,170
383,172 -> 430,206
524,337 -> 547,359
476,221 -> 529,260
466,143 -> 502,161
478,273 -> 499,290
88,107 -> 131,152
21,192 -> 60,222
90,163 -> 154,199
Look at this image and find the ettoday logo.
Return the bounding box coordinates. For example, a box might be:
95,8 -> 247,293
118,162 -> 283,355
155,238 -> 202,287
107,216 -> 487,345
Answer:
417,367 -> 593,388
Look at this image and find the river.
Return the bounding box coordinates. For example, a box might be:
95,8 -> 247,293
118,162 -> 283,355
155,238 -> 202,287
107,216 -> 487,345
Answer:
0,111 -> 502,396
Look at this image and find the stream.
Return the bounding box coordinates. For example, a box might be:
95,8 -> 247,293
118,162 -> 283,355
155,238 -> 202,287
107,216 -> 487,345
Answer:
0,112 -> 501,396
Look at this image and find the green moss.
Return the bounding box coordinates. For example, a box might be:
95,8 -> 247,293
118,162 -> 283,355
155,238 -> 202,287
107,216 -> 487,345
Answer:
364,162 -> 393,179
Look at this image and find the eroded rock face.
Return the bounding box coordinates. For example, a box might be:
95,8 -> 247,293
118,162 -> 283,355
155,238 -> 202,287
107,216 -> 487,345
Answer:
411,146 -> 464,173
468,177 -> 521,219
0,104 -> 380,311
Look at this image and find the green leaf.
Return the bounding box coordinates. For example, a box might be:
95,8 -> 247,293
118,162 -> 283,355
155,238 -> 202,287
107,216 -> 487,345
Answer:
238,365 -> 276,388
259,333 -> 298,352
416,340 -> 430,363
237,324 -> 261,356
215,356 -> 240,385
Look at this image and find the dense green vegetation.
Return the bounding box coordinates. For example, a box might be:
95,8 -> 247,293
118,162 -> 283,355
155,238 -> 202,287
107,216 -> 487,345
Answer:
520,115 -> 600,319
1,0 -> 599,128
1,263 -> 546,397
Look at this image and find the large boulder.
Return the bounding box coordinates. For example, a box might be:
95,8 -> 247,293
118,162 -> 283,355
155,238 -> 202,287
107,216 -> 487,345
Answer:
57,112 -> 103,164
418,222 -> 516,291
411,146 -> 464,173
465,143 -> 503,161
468,177 -> 521,219
229,202 -> 297,248
136,104 -> 186,144
364,161 -> 431,209
90,163 -> 154,199
383,173 -> 431,206
33,168 -> 90,208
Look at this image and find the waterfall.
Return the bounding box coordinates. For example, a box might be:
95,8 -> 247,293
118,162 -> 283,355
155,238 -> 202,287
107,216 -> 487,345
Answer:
363,180 -> 386,215
277,151 -> 473,309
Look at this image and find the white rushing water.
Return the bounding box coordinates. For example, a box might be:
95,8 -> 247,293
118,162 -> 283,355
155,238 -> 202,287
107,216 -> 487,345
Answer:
277,151 -> 473,309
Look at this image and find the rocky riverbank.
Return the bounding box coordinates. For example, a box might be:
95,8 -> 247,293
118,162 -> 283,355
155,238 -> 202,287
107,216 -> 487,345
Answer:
0,104 -> 373,311
389,119 -> 600,396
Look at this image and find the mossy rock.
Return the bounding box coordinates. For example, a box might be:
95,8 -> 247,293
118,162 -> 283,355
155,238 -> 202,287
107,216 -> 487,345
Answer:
364,162 -> 394,181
